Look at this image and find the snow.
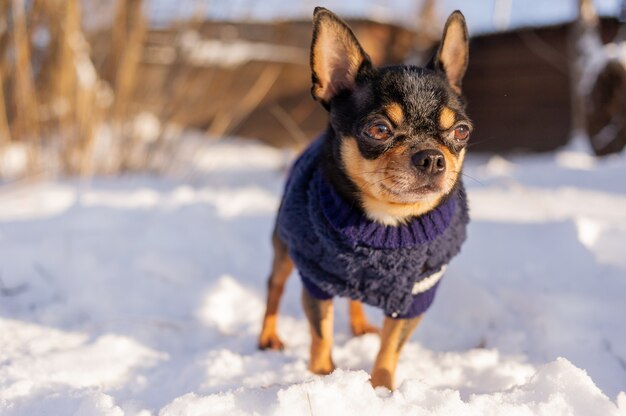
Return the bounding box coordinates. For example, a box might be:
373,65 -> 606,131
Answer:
1,138 -> 626,415
179,31 -> 308,67
132,113 -> 162,144
0,144 -> 29,179
161,361 -> 624,416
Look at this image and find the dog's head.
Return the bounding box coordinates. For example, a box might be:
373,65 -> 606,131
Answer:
311,8 -> 471,225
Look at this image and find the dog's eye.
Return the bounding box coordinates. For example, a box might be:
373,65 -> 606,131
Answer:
365,123 -> 392,140
453,125 -> 470,141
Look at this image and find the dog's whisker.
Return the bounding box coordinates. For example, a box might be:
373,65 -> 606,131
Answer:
358,166 -> 404,176
365,176 -> 396,186
359,169 -> 391,175
461,172 -> 483,185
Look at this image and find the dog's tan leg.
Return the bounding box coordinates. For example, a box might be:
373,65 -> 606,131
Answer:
371,315 -> 423,390
349,300 -> 379,336
302,288 -> 335,374
258,229 -> 294,350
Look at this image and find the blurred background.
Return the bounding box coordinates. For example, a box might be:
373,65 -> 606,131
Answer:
0,0 -> 624,179
1,3 -> 626,411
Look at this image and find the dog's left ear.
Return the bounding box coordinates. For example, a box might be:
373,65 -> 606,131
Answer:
432,11 -> 469,94
310,7 -> 371,107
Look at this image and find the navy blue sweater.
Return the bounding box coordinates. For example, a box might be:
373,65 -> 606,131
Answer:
277,136 -> 469,319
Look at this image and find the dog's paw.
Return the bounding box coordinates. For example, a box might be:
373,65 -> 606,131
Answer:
309,360 -> 335,375
258,332 -> 285,350
351,321 -> 380,337
370,369 -> 394,390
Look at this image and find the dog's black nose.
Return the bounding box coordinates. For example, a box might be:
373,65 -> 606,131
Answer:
412,150 -> 445,174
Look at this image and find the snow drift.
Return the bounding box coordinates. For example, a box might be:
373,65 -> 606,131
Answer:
0,139 -> 625,415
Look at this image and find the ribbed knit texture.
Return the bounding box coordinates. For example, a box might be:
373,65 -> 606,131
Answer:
277,136 -> 469,318
317,170 -> 458,249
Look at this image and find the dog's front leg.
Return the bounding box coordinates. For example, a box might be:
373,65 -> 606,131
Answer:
259,230 -> 294,350
371,315 -> 423,390
302,288 -> 335,374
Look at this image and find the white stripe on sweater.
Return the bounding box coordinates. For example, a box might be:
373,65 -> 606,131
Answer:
412,265 -> 447,295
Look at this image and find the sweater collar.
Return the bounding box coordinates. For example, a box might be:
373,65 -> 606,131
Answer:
315,170 -> 457,249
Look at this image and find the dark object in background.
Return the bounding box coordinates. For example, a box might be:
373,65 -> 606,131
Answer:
462,26 -> 572,153
573,0 -> 626,157
586,60 -> 626,156
463,18 -> 622,153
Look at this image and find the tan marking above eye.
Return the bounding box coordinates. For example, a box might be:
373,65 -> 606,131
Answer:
384,103 -> 404,126
439,107 -> 456,130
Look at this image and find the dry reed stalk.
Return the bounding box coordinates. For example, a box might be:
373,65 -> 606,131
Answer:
66,0 -> 104,176
207,64 -> 282,137
155,4 -> 211,125
106,0 -> 127,84
0,66 -> 10,144
570,0 -> 600,134
0,0 -> 10,91
110,0 -> 145,171
269,103 -> 308,146
11,0 -> 40,172
53,0 -> 80,172
415,0 -> 438,50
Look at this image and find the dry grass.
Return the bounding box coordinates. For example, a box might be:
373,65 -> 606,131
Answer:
0,0 -> 309,179
0,0 -> 151,178
0,1 -> 428,179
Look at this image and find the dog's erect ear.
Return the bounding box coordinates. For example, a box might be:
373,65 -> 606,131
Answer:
310,7 -> 371,106
433,11 -> 469,94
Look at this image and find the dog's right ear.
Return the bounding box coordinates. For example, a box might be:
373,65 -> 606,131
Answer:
310,7 -> 371,108
431,11 -> 469,94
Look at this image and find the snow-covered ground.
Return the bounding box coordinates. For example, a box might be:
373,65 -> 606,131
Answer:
0,137 -> 625,415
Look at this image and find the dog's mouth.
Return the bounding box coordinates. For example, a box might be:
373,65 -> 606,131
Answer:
379,178 -> 447,203
372,147 -> 464,205
411,184 -> 444,196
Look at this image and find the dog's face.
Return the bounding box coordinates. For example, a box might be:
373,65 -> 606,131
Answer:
311,8 -> 471,225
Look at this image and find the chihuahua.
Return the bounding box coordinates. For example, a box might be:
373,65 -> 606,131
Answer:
258,7 -> 471,390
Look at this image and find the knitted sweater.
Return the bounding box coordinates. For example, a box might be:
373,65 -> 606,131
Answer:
277,136 -> 469,319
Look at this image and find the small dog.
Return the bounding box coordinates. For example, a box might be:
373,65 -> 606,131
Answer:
259,7 -> 471,390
